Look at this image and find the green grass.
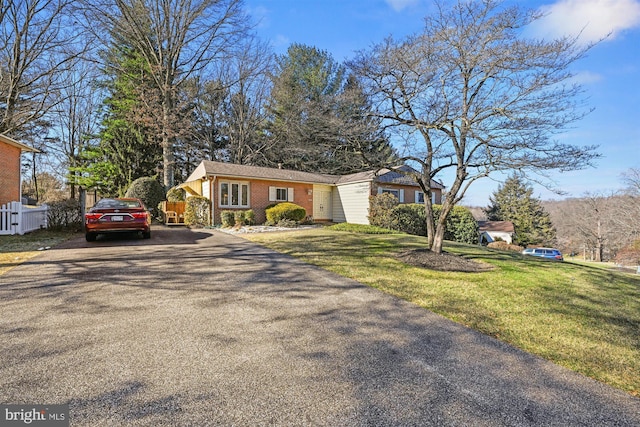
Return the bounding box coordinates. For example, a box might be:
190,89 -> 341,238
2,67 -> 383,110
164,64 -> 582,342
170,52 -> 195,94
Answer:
327,223 -> 397,234
244,228 -> 640,397
0,229 -> 78,275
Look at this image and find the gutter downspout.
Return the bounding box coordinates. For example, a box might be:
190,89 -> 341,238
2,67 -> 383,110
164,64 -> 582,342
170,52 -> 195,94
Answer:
210,175 -> 216,226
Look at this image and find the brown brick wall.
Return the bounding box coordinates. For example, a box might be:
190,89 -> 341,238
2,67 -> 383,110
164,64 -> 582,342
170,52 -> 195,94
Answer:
210,177 -> 313,224
0,142 -> 21,206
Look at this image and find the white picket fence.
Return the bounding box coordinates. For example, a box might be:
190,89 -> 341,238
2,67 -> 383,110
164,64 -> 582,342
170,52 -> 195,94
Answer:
0,201 -> 48,235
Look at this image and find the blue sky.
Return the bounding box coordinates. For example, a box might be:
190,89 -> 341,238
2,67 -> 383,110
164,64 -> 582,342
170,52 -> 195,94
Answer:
243,0 -> 640,206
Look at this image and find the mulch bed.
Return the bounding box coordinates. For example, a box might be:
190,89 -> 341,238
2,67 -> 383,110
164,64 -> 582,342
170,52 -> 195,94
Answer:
396,248 -> 494,273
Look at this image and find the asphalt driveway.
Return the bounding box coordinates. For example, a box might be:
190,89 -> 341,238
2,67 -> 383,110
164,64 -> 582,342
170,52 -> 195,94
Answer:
1,226 -> 638,426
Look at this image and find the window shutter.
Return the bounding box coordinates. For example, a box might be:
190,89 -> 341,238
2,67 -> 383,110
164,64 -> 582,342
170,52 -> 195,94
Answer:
432,192 -> 437,204
269,186 -> 276,202
377,187 -> 383,195
415,191 -> 420,203
399,189 -> 404,203
288,188 -> 294,202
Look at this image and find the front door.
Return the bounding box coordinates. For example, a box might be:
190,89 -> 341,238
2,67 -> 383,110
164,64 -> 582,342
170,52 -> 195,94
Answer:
313,186 -> 332,220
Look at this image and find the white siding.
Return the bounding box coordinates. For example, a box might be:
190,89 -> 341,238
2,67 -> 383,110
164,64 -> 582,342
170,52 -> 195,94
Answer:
333,182 -> 371,224
202,180 -> 211,200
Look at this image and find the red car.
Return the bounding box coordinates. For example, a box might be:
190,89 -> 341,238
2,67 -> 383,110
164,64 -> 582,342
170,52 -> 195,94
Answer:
85,198 -> 151,241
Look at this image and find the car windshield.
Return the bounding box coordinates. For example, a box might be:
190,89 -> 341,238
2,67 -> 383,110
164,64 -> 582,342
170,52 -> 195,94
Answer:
95,199 -> 142,209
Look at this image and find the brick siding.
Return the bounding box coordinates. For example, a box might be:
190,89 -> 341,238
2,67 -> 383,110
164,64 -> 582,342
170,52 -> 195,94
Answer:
210,177 -> 313,224
0,142 -> 21,206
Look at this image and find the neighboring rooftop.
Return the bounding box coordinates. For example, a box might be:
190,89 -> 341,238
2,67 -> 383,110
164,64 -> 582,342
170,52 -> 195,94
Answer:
478,221 -> 515,233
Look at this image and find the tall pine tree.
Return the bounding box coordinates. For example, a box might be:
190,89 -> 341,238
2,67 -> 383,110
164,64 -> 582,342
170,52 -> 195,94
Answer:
72,45 -> 163,196
485,175 -> 556,247
265,44 -> 395,174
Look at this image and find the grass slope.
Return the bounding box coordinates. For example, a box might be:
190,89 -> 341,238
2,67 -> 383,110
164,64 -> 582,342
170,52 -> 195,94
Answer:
244,227 -> 640,396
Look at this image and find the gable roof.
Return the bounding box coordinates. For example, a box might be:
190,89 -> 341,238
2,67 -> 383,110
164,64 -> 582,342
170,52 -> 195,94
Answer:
478,221 -> 515,234
186,160 -> 445,189
186,160 -> 337,184
0,134 -> 39,152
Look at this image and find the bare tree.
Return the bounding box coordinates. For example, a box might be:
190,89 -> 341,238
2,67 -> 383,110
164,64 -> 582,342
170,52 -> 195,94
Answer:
350,0 -> 600,253
83,0 -> 249,188
181,33 -> 273,169
621,167 -> 640,195
45,62 -> 102,199
616,167 -> 640,241
545,192 -> 636,262
219,35 -> 272,165
0,0 -> 82,135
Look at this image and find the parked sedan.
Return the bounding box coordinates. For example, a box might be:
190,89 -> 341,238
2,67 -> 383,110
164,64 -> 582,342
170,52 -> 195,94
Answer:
85,198 -> 151,241
522,247 -> 564,261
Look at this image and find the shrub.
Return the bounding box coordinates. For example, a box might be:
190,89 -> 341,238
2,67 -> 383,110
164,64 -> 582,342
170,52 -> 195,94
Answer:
47,199 -> 82,231
435,205 -> 478,244
220,210 -> 235,227
488,241 -> 524,252
124,177 -> 166,218
184,196 -> 210,227
368,193 -> 399,230
166,186 -> 186,202
368,195 -> 478,243
393,204 -> 427,236
244,209 -> 255,225
265,202 -> 306,225
234,210 -> 245,226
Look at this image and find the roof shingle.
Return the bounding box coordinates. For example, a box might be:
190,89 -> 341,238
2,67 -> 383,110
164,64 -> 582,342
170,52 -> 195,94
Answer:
186,160 -> 445,189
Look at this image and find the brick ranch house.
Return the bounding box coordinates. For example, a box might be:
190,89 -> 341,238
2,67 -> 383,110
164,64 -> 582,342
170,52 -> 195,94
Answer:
181,160 -> 445,225
0,134 -> 39,206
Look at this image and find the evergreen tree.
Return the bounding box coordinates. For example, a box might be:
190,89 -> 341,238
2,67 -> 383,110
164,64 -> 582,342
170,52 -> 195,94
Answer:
485,175 -> 556,247
265,44 -> 395,174
72,46 -> 163,197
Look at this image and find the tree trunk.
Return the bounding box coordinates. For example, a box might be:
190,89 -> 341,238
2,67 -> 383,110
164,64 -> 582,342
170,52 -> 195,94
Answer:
424,198 -> 436,249
162,138 -> 174,189
595,219 -> 603,262
162,96 -> 174,189
432,220 -> 447,254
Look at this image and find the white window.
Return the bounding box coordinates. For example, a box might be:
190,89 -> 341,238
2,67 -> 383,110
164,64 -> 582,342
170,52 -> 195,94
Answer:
269,186 -> 294,202
220,181 -> 249,207
378,187 -> 404,202
415,191 -> 437,204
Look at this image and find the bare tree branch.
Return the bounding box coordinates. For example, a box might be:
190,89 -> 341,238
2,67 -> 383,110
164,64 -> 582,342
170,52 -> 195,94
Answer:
350,0 -> 601,253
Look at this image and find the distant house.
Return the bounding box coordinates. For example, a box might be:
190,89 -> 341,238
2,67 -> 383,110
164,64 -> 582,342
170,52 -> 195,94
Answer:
182,161 -> 445,225
478,221 -> 516,245
0,134 -> 39,206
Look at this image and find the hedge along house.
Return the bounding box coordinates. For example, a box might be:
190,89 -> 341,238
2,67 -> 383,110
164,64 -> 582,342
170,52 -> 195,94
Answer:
182,161 -> 445,225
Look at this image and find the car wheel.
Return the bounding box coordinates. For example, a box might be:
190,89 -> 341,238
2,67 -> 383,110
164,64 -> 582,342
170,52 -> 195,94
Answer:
142,231 -> 151,239
85,232 -> 97,242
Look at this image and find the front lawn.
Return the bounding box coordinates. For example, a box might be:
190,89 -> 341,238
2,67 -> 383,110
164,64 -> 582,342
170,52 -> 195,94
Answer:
0,229 -> 78,275
243,227 -> 640,397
